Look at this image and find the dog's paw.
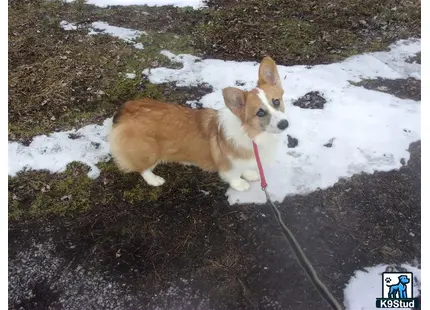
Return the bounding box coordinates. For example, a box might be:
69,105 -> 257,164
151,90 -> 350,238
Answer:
242,170 -> 260,182
142,171 -> 166,186
147,175 -> 166,186
230,179 -> 250,192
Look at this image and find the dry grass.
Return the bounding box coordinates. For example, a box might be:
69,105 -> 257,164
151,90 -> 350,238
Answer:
8,0 -> 197,141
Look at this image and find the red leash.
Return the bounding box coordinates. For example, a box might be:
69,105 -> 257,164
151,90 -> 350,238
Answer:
252,141 -> 267,189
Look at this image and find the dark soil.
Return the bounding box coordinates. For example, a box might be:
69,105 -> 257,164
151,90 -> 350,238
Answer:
351,77 -> 421,101
292,91 -> 327,109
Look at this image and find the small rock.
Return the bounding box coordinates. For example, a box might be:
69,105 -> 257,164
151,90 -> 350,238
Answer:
400,158 -> 406,166
287,135 -> 298,148
377,86 -> 389,91
68,133 -> 82,140
200,83 -> 212,90
239,213 -> 248,221
292,91 -> 327,109
324,138 -> 335,148
359,20 -> 368,27
40,185 -> 50,193
60,195 -> 72,201
51,116 -> 56,121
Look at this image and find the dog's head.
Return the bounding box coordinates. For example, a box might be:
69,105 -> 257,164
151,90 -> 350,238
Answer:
222,56 -> 288,138
398,275 -> 410,285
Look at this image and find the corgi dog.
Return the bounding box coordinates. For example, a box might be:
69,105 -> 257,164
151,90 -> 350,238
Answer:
108,56 -> 288,192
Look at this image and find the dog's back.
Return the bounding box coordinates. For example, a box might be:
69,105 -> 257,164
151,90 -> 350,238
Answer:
109,99 -> 220,173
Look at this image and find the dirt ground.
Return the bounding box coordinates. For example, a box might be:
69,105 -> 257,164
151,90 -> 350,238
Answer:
8,0 -> 421,309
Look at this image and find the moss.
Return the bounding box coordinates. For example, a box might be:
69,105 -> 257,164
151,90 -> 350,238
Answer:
137,31 -> 195,56
123,186 -> 162,203
107,78 -> 162,103
8,156 -> 226,222
8,162 -> 93,220
96,160 -> 119,173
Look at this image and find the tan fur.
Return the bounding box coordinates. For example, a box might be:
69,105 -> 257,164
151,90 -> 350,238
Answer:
109,56 -> 285,186
109,99 -> 253,174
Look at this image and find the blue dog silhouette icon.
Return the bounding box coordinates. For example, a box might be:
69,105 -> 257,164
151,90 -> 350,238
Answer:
386,275 -> 410,299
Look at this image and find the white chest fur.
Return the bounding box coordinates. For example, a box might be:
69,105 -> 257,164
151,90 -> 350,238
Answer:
218,108 -> 280,169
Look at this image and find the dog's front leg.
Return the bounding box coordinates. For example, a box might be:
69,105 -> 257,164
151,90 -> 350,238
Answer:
219,169 -> 250,192
241,169 -> 260,182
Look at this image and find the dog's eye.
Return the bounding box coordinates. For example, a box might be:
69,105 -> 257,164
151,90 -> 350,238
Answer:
272,99 -> 280,106
256,109 -> 267,117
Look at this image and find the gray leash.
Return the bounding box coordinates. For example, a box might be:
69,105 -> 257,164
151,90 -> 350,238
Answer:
262,188 -> 343,310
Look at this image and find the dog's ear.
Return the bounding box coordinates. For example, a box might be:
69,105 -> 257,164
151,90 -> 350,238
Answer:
222,87 -> 246,115
258,56 -> 282,89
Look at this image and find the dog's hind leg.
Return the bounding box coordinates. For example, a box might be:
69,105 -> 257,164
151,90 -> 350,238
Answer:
141,164 -> 165,187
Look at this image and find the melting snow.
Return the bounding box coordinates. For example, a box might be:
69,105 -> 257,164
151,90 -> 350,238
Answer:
60,20 -> 146,49
9,119 -> 113,179
60,20 -> 77,31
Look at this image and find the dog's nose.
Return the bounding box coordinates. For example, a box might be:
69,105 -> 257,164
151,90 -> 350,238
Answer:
277,119 -> 289,130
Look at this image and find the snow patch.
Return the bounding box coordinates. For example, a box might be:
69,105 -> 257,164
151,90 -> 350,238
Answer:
125,73 -> 137,79
60,20 -> 77,31
60,20 -> 146,49
88,21 -> 146,45
9,119 -> 113,179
